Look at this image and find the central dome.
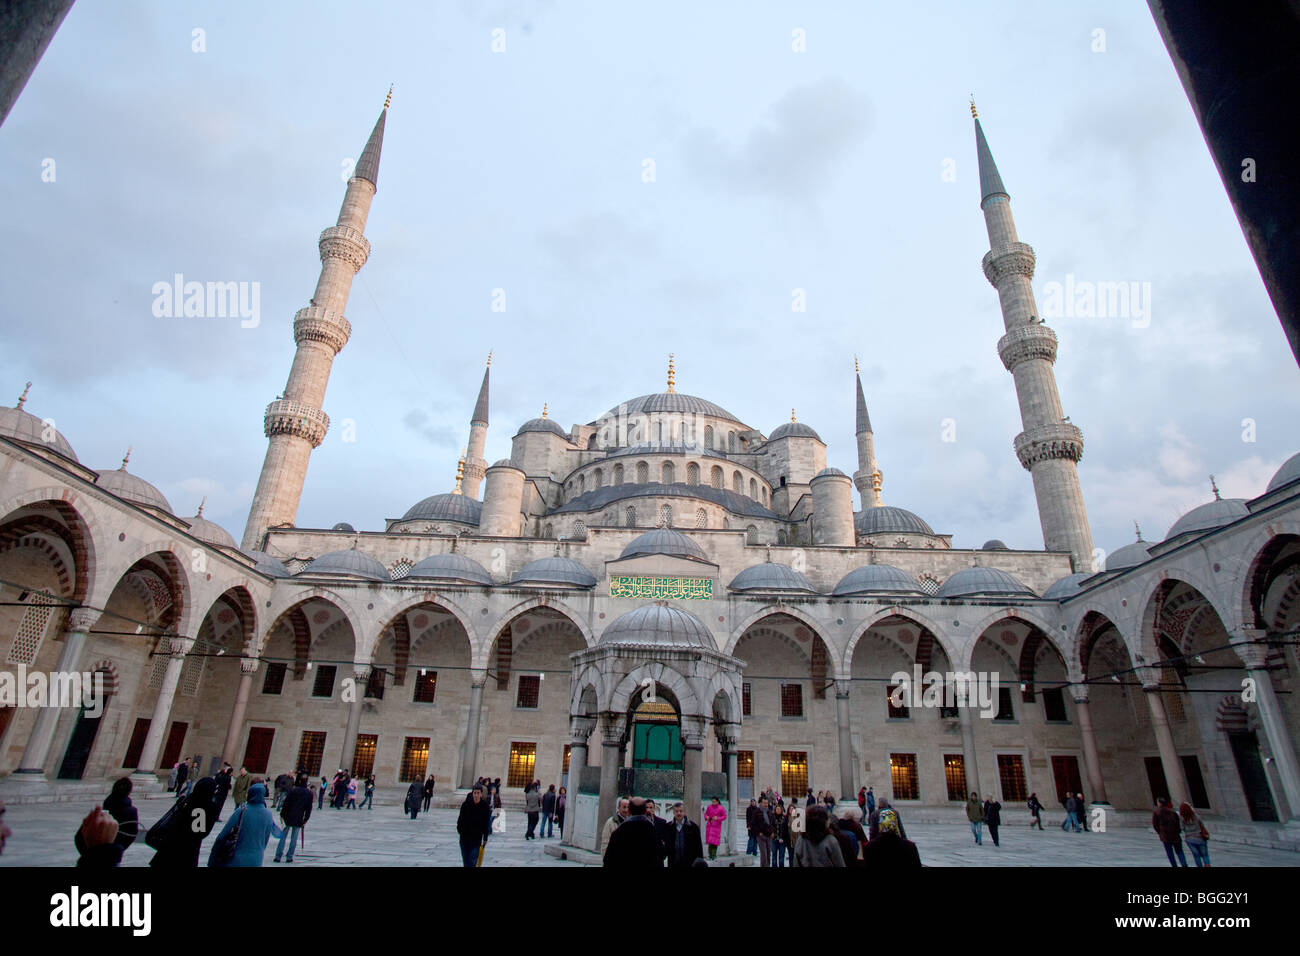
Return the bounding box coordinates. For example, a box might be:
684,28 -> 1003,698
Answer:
598,604 -> 716,649
600,392 -> 742,425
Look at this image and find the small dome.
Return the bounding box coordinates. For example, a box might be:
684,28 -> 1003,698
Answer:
619,528 -> 709,563
516,417 -> 569,439
598,604 -> 716,649
1105,540 -> 1153,571
489,459 -> 520,469
243,550 -> 290,578
186,513 -> 237,549
1165,498 -> 1249,541
729,562 -> 817,593
0,404 -> 78,461
1043,572 -> 1092,600
331,522 -> 356,533
833,564 -> 925,596
297,549 -> 390,581
812,467 -> 848,480
509,556 -> 596,589
1266,452 -> 1300,493
95,466 -> 173,514
768,421 -> 822,442
407,552 -> 493,586
855,506 -> 935,536
936,566 -> 1035,599
400,493 -> 483,525
981,539 -> 1009,551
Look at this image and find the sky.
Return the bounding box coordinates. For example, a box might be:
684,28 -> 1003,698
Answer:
1,1 -> 1296,565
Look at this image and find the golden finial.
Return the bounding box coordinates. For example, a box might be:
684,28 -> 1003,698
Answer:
1134,521 -> 1143,542
16,381 -> 32,409
453,450 -> 466,495
541,403 -> 548,419
486,349 -> 492,368
791,408 -> 797,423
384,85 -> 393,110
1210,475 -> 1220,500
854,356 -> 859,375
197,496 -> 206,518
666,354 -> 676,393
121,446 -> 132,469
969,96 -> 978,119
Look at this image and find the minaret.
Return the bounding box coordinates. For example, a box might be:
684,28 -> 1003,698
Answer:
461,352 -> 491,499
853,358 -> 883,507
241,92 -> 390,550
973,101 -> 1096,572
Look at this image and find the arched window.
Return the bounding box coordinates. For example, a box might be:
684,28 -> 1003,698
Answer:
544,523 -> 554,538
625,506 -> 637,528
732,471 -> 743,493
762,487 -> 768,505
728,431 -> 736,452
577,474 -> 585,494
587,435 -> 598,450
636,461 -> 649,483
704,425 -> 714,448
593,468 -> 603,489
746,525 -> 758,545
710,466 -> 723,489
777,528 -> 787,545
661,461 -> 675,484
658,505 -> 672,528
570,520 -> 587,540
687,462 -> 700,485
749,478 -> 757,499
695,508 -> 707,529
613,463 -> 624,484
657,419 -> 665,442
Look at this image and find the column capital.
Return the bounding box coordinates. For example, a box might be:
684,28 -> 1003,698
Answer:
351,664 -> 372,681
239,657 -> 261,675
67,607 -> 100,633
469,669 -> 489,689
835,678 -> 851,699
1136,666 -> 1167,690
569,715 -> 595,741
1067,684 -> 1090,705
1229,628 -> 1271,670
167,636 -> 195,657
599,712 -> 626,746
683,734 -> 707,751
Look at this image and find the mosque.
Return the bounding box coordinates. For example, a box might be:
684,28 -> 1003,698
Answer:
1,98 -> 1297,855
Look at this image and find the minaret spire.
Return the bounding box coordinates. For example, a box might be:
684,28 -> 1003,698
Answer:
241,100 -> 388,550
666,354 -> 676,393
15,381 -> 31,409
460,353 -> 491,499
853,364 -> 883,507
976,107 -> 1096,571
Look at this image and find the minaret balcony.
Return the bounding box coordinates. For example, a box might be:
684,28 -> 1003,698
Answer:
292,306 -> 352,353
997,323 -> 1058,370
264,399 -> 331,447
982,241 -> 1036,286
318,225 -> 371,271
1013,422 -> 1084,470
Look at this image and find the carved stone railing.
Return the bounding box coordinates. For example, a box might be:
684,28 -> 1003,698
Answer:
1014,421 -> 1084,469
264,399 -> 330,447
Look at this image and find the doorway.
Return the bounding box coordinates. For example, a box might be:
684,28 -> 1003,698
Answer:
1228,732 -> 1279,822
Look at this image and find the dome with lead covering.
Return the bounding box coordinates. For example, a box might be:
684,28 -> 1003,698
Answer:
769,421 -> 822,442
244,550 -> 290,578
186,513 -> 237,549
516,417 -> 569,438
598,604 -> 716,649
510,556 -> 596,589
812,467 -> 848,480
95,466 -> 173,514
1043,572 -> 1091,601
0,402 -> 78,461
490,459 -> 520,469
981,539 -> 1009,551
407,552 -> 493,586
297,549 -> 390,581
601,392 -> 742,425
854,506 -> 935,536
1165,499 -> 1249,542
729,562 -> 817,593
401,493 -> 482,525
1105,540 -> 1152,571
833,564 -> 925,596
331,522 -> 356,533
936,566 -> 1035,599
1266,452 -> 1300,493
619,528 -> 709,563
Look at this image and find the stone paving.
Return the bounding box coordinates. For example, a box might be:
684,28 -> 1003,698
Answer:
2,795 -> 1298,867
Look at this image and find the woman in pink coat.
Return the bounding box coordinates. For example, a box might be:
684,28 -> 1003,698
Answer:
704,796 -> 728,859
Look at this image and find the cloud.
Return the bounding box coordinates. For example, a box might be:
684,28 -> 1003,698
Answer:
402,409 -> 459,448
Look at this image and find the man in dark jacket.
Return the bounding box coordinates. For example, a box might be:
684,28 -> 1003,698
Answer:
861,809 -> 921,869
274,774 -> 314,863
213,764 -> 233,821
604,798 -> 665,868
664,802 -> 704,868
456,785 -> 493,867
744,798 -> 759,855
405,779 -> 424,820
983,795 -> 1002,847
1152,797 -> 1187,866
540,785 -> 557,839
752,796 -> 775,867
174,758 -> 190,797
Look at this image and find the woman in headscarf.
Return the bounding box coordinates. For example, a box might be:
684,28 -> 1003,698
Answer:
207,782 -> 282,867
102,776 -> 139,851
792,805 -> 844,867
150,776 -> 219,868
405,779 -> 425,820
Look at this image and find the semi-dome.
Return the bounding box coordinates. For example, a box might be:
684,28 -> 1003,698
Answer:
768,420 -> 822,442
298,548 -> 390,581
400,493 -> 483,525
243,550 -> 290,578
1165,498 -> 1249,541
95,465 -> 173,514
1043,572 -> 1092,601
407,552 -> 493,586
981,539 -> 1009,551
619,528 -> 709,563
0,402 -> 78,461
812,467 -> 848,479
1105,540 -> 1153,571
598,604 -> 716,649
331,522 -> 356,533
833,564 -> 925,596
516,417 -> 569,438
186,512 -> 237,549
936,566 -> 1035,599
1266,451 -> 1300,493
601,392 -> 742,425
729,562 -> 817,593
509,556 -> 596,589
854,506 -> 935,536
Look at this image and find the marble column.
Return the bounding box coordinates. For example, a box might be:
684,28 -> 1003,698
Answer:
458,670 -> 487,788
835,679 -> 854,803
1142,676 -> 1190,806
1234,630 -> 1300,822
14,608 -> 100,777
133,636 -> 196,779
597,713 -> 624,832
958,702 -> 981,797
339,665 -> 370,772
683,732 -> 704,820
220,658 -> 259,766
719,725 -> 740,854
1070,688 -> 1109,803
562,716 -> 592,848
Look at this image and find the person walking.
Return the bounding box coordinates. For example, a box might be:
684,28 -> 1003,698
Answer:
555,786 -> 567,837
604,798 -> 664,868
1152,796 -> 1187,866
752,796 -> 775,867
600,798 -> 630,856
212,764 -> 233,821
231,767 -> 252,809
1027,792 -> 1045,829
148,778 -> 217,868
422,775 -> 435,813
861,808 -> 922,869
273,773 -> 313,863
805,789 -> 815,808
865,786 -> 875,817
771,802 -> 790,867
208,782 -> 282,867
167,762 -> 180,793
174,758 -> 190,798
346,776 -> 358,810
703,796 -> 727,859
524,782 -> 542,839
966,791 -> 984,845
983,795 -> 1002,847
744,798 -> 759,856
317,776 -> 328,811
405,779 -> 424,820
791,805 -> 844,867
358,774 -> 375,810
1077,791 -> 1089,830
456,785 -> 493,867
1180,803 -> 1211,867
541,784 -> 557,839
1063,792 -> 1083,832
664,802 -> 704,868
857,786 -> 867,820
